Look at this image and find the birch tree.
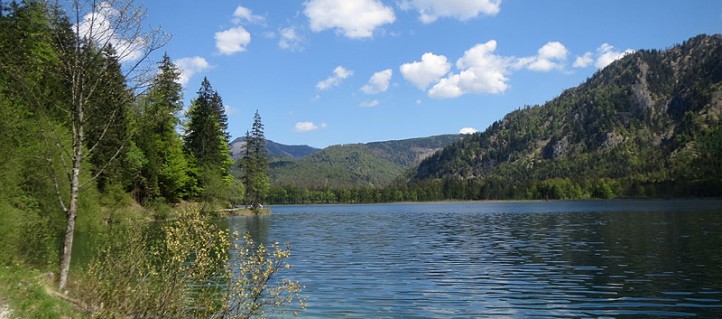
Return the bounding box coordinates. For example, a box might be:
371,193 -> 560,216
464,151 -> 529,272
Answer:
47,0 -> 168,290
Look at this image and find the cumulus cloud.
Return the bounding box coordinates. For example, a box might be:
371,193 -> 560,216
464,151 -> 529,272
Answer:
278,27 -> 304,51
76,2 -> 147,62
360,99 -> 380,108
399,53 -> 451,90
401,0 -> 501,23
514,41 -> 568,72
595,43 -> 634,69
232,5 -> 264,24
573,43 -> 634,69
573,51 -> 593,68
361,69 -> 392,94
215,26 -> 251,55
175,56 -> 210,86
213,6 -> 262,56
429,40 -> 510,98
295,121 -> 327,132
304,0 -> 395,39
402,41 -> 573,99
316,66 -> 353,90
459,127 -> 479,134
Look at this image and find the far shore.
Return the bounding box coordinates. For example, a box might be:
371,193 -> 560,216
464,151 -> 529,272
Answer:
264,197 -> 721,207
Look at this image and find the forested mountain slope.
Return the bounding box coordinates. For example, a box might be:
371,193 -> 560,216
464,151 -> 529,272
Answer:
409,34 -> 722,199
230,137 -> 319,159
269,135 -> 460,189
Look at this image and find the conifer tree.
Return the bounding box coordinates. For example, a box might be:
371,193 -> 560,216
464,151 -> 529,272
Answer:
184,77 -> 232,199
85,44 -> 132,192
134,53 -> 191,202
241,110 -> 270,209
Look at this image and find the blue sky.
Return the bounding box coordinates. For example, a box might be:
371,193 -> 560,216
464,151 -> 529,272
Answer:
133,0 -> 722,148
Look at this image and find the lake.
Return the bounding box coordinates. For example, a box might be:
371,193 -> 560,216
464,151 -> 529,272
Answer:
227,200 -> 722,318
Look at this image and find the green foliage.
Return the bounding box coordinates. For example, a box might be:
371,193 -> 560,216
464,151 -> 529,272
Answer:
270,144 -> 405,189
84,44 -> 133,192
133,54 -> 192,203
76,209 -> 305,318
184,77 -> 232,171
267,135 -> 458,191
241,111 -> 269,209
183,77 -> 234,204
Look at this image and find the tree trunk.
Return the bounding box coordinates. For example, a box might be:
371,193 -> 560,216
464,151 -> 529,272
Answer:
58,130 -> 83,290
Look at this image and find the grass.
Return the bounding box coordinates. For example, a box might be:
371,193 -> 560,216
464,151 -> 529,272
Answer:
0,263 -> 86,319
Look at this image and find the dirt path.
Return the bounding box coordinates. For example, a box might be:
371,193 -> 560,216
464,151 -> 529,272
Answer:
0,302 -> 11,319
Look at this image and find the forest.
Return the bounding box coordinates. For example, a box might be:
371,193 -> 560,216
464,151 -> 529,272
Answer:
0,1 -> 298,318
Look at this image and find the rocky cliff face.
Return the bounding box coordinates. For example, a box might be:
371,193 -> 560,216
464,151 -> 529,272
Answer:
412,34 -> 722,182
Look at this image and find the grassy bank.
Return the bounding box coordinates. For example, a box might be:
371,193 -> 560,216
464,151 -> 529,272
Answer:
0,263 -> 85,319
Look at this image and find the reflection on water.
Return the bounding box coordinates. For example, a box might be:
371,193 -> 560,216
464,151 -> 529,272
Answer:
227,200 -> 722,318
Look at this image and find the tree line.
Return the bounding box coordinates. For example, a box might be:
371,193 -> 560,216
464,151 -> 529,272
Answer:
0,0 -> 270,291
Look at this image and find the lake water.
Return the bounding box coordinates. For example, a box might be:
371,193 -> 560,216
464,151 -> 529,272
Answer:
227,200 -> 722,318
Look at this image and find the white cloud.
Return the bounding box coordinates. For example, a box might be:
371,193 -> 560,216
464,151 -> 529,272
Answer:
174,56 -> 210,86
595,43 -> 634,69
224,104 -> 238,115
316,66 -> 353,90
401,0 -> 501,24
459,127 -> 478,134
360,99 -> 380,108
304,0 -> 395,39
429,40 -> 510,98
573,43 -> 634,69
278,27 -> 304,51
361,69 -> 392,94
400,53 -> 451,90
404,41 -> 573,99
295,121 -> 327,132
232,6 -> 264,24
573,51 -> 593,68
215,26 -> 251,55
76,1 -> 146,62
514,41 -> 568,72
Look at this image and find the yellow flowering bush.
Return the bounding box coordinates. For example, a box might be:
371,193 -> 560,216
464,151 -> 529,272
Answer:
76,209 -> 304,318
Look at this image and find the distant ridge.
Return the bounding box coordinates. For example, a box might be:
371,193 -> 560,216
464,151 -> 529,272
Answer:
229,137 -> 319,160
267,134 -> 461,189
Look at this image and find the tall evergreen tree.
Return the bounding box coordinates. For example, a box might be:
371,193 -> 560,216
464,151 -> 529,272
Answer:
85,44 -> 132,192
184,77 -> 232,199
134,53 -> 191,202
241,110 -> 270,209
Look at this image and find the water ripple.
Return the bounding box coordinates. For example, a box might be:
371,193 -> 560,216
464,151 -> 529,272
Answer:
228,200 -> 722,318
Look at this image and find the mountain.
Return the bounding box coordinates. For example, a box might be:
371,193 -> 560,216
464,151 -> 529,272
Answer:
229,137 -> 319,159
366,134 -> 461,167
269,135 -> 460,189
409,34 -> 722,199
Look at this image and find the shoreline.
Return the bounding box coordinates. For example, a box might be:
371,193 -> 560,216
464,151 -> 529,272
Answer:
266,197 -> 722,207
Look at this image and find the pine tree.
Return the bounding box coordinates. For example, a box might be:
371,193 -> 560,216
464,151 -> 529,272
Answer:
241,110 -> 270,209
184,77 -> 232,199
85,44 -> 132,192
134,53 -> 191,202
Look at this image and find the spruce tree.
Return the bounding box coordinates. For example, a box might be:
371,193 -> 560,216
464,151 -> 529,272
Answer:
134,53 -> 191,202
241,110 -> 270,209
184,77 -> 232,199
85,44 -> 132,192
